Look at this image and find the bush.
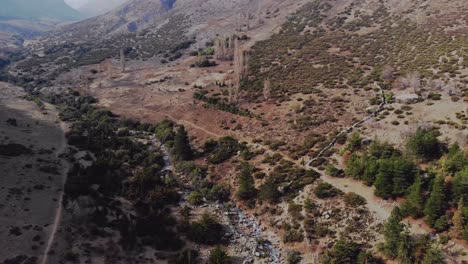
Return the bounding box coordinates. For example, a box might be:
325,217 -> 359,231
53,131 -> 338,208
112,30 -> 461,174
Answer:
207,137 -> 240,164
188,213 -> 224,245
188,191 -> 204,205
325,163 -> 344,177
321,240 -> 361,263
259,177 -> 281,203
208,246 -> 231,264
287,251 -> 302,264
344,192 -> 367,207
315,182 -> 341,198
346,132 -> 362,151
192,59 -> 217,68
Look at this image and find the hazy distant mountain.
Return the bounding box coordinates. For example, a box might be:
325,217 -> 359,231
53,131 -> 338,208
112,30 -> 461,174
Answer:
77,0 -> 128,17
0,0 -> 82,21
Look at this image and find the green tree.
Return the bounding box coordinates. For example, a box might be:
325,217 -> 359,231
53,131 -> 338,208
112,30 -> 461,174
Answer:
362,156 -> 379,186
381,207 -> 405,259
434,215 -> 449,232
236,163 -> 257,200
345,154 -> 364,179
397,231 -> 414,264
443,143 -> 467,174
208,246 -> 231,264
406,128 -> 442,161
453,167 -> 468,203
259,176 -> 281,203
402,177 -> 424,218
421,247 -> 445,264
207,137 -> 240,164
173,126 -> 192,161
374,159 -> 394,198
424,176 -> 447,226
369,140 -> 398,158
154,119 -> 174,142
188,212 -> 223,245
374,156 -> 417,198
346,132 -> 362,151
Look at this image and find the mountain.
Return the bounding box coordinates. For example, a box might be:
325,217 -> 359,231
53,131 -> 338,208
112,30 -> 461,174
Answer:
9,0 -> 280,84
0,0 -> 83,21
77,0 -> 129,17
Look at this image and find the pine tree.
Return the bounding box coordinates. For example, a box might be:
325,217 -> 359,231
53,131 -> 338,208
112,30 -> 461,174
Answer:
450,198 -> 464,239
453,167 -> 468,203
173,126 -> 192,161
424,176 -> 447,226
362,156 -> 379,186
397,231 -> 413,264
236,163 -> 257,200
443,143 -> 467,174
382,207 -> 405,259
406,128 -> 441,161
374,158 -> 395,199
259,176 -> 280,203
403,177 -> 424,218
345,154 -> 364,179
421,247 -> 445,264
391,156 -> 417,197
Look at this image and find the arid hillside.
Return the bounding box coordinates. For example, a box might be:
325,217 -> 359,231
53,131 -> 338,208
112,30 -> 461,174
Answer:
1,0 -> 467,263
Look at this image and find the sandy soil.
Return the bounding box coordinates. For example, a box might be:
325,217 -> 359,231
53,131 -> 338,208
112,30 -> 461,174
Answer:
0,82 -> 68,262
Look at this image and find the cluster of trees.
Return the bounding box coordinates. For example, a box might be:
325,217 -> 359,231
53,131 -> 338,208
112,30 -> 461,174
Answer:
191,59 -> 217,68
321,240 -> 383,264
58,92 -> 186,253
56,91 -> 234,261
344,129 -> 468,241
380,207 -> 445,264
236,159 -> 320,209
345,139 -> 418,198
193,91 -> 253,116
204,136 -> 241,164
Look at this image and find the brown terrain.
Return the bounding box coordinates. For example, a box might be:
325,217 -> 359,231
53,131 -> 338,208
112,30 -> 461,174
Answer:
1,0 -> 467,263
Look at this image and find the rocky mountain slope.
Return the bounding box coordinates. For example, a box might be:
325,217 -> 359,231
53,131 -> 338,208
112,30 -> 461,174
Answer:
1,0 -> 468,263
6,0 -> 301,88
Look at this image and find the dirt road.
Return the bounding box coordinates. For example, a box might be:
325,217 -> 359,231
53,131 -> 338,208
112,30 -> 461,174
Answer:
40,121 -> 69,264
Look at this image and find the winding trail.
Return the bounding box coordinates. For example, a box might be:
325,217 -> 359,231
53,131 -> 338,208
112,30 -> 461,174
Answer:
40,121 -> 69,264
303,82 -> 393,221
307,82 -> 386,166
164,114 -> 223,138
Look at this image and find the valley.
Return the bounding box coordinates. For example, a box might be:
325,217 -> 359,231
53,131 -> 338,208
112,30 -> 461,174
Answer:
0,0 -> 467,263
